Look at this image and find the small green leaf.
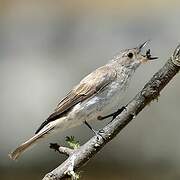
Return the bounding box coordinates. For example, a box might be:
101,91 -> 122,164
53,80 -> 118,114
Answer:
66,136 -> 80,149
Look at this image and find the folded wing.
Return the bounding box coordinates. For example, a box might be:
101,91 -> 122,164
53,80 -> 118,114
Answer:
35,65 -> 117,134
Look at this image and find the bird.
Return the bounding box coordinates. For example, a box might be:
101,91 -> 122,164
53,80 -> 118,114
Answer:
9,41 -> 157,160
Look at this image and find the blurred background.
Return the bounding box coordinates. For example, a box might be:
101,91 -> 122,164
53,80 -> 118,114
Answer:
0,0 -> 180,179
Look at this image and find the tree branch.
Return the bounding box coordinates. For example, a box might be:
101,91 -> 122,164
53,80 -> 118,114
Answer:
50,143 -> 74,156
43,44 -> 180,180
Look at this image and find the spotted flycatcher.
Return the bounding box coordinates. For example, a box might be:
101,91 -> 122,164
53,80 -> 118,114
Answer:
9,41 -> 157,160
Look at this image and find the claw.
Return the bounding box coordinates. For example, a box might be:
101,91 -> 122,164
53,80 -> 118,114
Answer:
84,121 -> 105,140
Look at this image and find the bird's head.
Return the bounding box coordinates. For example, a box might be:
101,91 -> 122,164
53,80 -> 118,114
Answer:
115,41 -> 158,69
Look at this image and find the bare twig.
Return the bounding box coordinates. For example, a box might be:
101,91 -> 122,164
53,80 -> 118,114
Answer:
43,44 -> 180,180
50,143 -> 74,156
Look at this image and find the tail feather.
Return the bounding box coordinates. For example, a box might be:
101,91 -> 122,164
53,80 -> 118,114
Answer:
9,124 -> 55,160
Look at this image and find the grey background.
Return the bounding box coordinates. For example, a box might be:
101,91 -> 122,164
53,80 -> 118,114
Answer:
0,0 -> 180,179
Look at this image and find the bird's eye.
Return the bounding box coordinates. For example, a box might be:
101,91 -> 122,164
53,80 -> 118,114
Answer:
127,52 -> 133,58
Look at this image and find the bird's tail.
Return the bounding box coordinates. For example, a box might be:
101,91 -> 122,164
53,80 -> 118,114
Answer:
9,123 -> 55,160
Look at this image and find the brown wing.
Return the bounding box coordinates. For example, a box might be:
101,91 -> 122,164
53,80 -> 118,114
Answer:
35,65 -> 117,134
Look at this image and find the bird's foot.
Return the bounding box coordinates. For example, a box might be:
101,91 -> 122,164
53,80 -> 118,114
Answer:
97,106 -> 127,122
84,121 -> 105,139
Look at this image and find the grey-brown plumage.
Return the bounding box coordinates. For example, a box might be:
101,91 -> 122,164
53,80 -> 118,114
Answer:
35,65 -> 117,134
9,41 -> 157,160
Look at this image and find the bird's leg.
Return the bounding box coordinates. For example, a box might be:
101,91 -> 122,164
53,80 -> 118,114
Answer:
85,106 -> 127,138
97,106 -> 126,122
84,120 -> 104,137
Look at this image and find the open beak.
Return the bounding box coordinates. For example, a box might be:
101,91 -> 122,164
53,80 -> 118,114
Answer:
138,40 -> 150,52
138,40 -> 158,61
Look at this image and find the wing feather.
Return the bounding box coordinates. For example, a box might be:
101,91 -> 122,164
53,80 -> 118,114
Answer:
35,65 -> 116,134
